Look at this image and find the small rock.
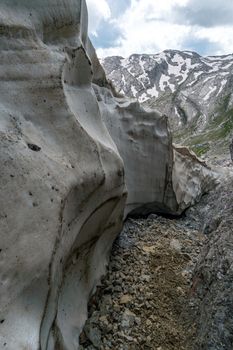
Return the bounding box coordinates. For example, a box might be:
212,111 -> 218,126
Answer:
142,245 -> 156,253
84,325 -> 102,348
79,331 -> 87,345
102,294 -> 112,305
120,294 -> 133,304
140,274 -> 150,282
121,309 -> 136,329
170,239 -> 182,253
114,285 -> 122,292
135,317 -> 141,325
148,213 -> 158,220
177,286 -> 185,295
99,315 -> 108,323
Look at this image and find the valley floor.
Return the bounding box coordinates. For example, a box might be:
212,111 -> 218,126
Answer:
80,165 -> 233,350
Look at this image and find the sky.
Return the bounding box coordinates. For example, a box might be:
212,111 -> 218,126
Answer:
86,0 -> 233,58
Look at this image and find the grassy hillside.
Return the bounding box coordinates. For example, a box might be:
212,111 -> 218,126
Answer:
174,94 -> 233,158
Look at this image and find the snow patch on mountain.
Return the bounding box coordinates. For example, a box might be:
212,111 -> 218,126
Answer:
102,50 -> 232,108
204,86 -> 217,101
102,49 -> 233,134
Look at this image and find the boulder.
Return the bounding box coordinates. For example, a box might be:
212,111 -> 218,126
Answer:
172,145 -> 216,214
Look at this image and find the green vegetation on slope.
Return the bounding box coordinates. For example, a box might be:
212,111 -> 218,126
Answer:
174,94 -> 233,157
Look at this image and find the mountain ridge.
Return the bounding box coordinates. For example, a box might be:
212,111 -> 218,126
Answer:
102,50 -> 233,160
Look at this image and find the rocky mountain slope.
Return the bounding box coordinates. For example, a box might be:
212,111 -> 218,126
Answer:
102,51 -> 233,160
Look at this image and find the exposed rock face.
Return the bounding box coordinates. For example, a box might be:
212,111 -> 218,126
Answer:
102,51 -> 233,159
0,1 -> 216,350
184,173 -> 233,350
172,145 -> 214,213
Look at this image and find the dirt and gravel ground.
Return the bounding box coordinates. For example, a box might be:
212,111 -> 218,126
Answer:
79,216 -> 204,350
79,165 -> 233,350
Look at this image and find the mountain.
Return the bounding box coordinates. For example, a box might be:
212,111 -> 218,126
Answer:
101,50 -> 233,160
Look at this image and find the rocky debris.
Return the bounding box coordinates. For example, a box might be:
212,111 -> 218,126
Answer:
81,168 -> 233,350
184,172 -> 233,350
80,215 -> 206,349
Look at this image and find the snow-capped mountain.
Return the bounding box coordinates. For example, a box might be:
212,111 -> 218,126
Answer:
102,50 -> 233,159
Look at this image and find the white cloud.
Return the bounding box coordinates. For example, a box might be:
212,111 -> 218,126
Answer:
195,26 -> 233,55
174,0 -> 233,27
87,0 -> 233,57
97,21 -> 189,58
86,0 -> 111,36
96,0 -> 189,57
